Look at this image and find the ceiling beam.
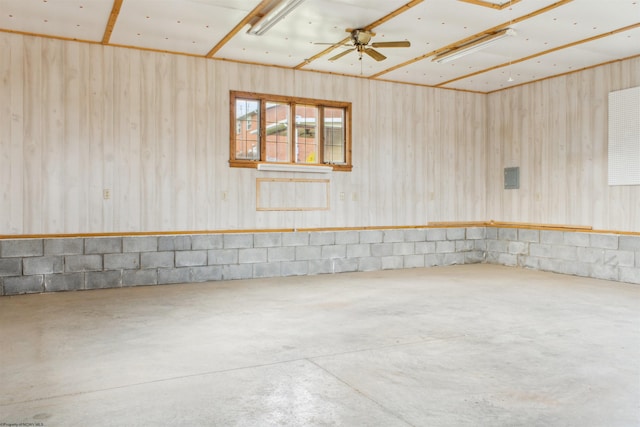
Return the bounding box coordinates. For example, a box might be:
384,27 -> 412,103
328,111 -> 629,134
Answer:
369,0 -> 573,79
435,22 -> 640,88
458,0 -> 521,10
206,0 -> 272,58
294,0 -> 423,69
102,0 -> 123,44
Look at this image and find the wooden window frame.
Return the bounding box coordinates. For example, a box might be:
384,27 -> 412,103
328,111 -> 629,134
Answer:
229,91 -> 352,172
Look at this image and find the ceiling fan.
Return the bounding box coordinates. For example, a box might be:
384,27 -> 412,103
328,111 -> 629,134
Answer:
327,29 -> 411,62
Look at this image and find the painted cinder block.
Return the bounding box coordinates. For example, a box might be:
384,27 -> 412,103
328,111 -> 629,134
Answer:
604,250 -> 635,267
157,268 -> 190,285
158,236 -> 191,251
393,242 -> 415,256
383,229 -> 405,243
86,270 -> 122,289
540,230 -> 564,245
381,256 -> 403,270
104,253 -> 140,270
590,233 -> 618,250
140,251 -> 174,269
175,250 -> 208,267
0,258 -> 22,277
577,247 -> 604,264
333,258 -> 358,273
3,275 -> 43,295
426,228 -> 447,241
308,259 -> 334,275
519,256 -> 540,270
529,243 -> 551,258
590,264 -> 619,282
456,240 -> 475,252
636,252 -> 640,268
0,239 -> 43,258
281,261 -> 308,276
84,237 -> 122,254
23,256 -> 64,275
335,231 -> 359,245
486,239 -> 508,253
466,227 -> 486,240
436,241 -> 455,254
446,228 -> 465,241
191,235 -> 223,250
485,251 -> 501,264
253,262 -> 281,278
223,234 -> 253,249
45,273 -> 84,292
122,236 -> 158,253
321,245 -> 347,259
371,243 -> 394,257
65,254 -> 103,272
415,241 -> 436,254
310,232 -> 335,246
281,232 -> 309,247
508,241 -> 528,255
551,245 -> 578,261
498,228 -> 518,241
123,270 -> 158,287
238,248 -> 268,264
404,229 -> 426,242
465,251 -> 485,264
404,254 -> 425,268
485,228 -> 498,239
346,244 -> 371,258
221,264 -> 253,280
619,267 -> 640,284
357,257 -> 382,272
360,230 -> 383,244
424,254 -> 444,267
253,233 -> 282,248
208,249 -> 238,265
443,252 -> 466,266
294,246 -> 321,261
189,266 -> 222,282
517,229 -> 539,243
267,247 -> 295,263
44,238 -> 83,255
563,232 -> 590,247
619,236 -> 640,251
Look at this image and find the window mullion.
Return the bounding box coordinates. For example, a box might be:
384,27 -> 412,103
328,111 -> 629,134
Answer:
290,102 -> 296,163
318,106 -> 325,164
259,99 -> 266,162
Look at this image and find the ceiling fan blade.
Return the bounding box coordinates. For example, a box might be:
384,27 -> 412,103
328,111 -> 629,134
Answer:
371,41 -> 411,48
329,49 -> 353,62
364,48 -> 386,61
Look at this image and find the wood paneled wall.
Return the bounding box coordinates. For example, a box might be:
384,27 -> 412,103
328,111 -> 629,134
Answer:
0,33 -> 486,234
486,57 -> 640,232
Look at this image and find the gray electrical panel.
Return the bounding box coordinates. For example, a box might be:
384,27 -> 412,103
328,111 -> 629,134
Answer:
504,167 -> 519,189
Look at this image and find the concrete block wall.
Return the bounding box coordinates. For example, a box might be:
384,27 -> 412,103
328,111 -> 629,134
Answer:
0,227 -> 486,295
485,228 -> 640,284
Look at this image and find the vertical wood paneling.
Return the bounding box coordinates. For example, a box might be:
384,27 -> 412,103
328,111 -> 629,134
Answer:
22,36 -> 43,233
486,57 -> 640,231
8,33 -> 635,234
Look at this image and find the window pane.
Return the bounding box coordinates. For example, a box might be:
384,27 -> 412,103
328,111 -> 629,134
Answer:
235,98 -> 260,160
295,104 -> 318,164
265,102 -> 290,162
323,107 -> 345,164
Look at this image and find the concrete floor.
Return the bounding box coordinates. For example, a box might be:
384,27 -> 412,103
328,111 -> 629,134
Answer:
0,264 -> 638,427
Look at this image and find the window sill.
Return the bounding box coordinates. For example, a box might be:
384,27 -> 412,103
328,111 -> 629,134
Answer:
257,163 -> 333,173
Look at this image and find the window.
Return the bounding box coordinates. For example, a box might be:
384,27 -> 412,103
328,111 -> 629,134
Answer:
230,91 -> 352,171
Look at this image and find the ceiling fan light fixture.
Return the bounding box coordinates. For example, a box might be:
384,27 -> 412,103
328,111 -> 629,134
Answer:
433,27 -> 517,63
247,0 -> 306,36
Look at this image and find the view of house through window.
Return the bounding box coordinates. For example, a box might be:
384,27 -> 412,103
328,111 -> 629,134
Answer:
230,91 -> 352,171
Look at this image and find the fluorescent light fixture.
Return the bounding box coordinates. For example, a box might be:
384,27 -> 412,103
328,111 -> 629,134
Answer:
257,163 -> 332,173
433,28 -> 517,63
247,0 -> 305,36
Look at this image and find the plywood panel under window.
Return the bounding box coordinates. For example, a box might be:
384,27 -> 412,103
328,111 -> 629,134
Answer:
256,178 -> 330,211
